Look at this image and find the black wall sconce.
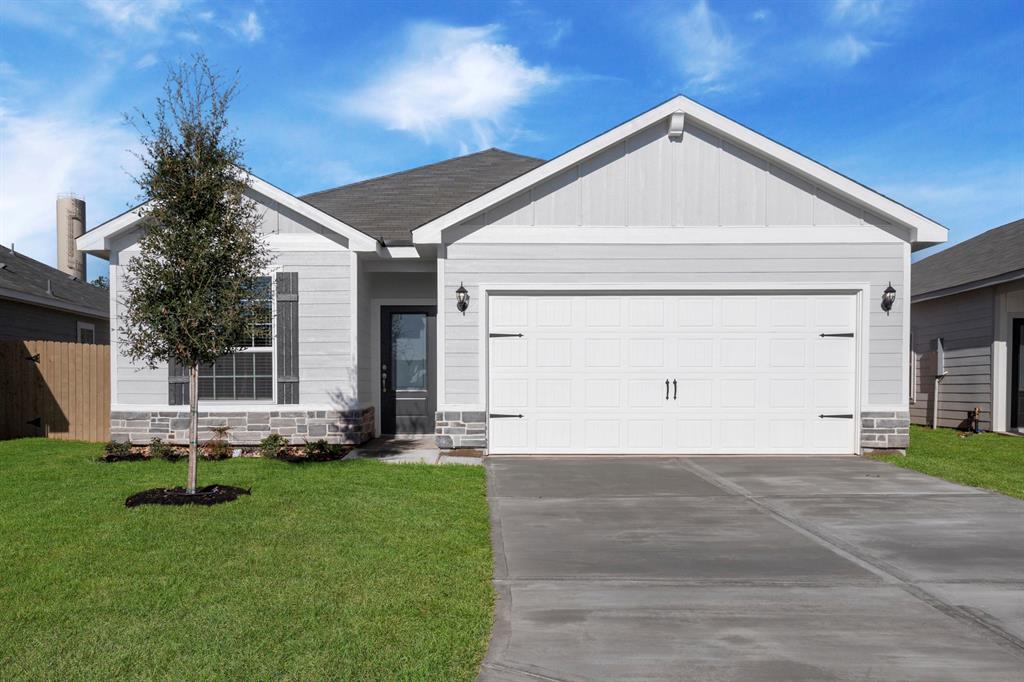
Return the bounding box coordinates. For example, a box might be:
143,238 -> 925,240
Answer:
455,282 -> 469,315
881,282 -> 896,315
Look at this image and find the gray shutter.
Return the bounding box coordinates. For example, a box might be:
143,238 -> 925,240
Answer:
277,271 -> 299,404
168,359 -> 189,405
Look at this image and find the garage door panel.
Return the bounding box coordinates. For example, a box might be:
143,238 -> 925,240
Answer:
489,293 -> 857,454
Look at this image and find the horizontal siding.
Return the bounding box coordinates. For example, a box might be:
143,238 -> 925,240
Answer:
444,242 -> 905,407
470,119 -> 895,232
910,288 -> 994,429
0,298 -> 109,343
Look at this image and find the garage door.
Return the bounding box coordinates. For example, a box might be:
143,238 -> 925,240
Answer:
487,293 -> 857,455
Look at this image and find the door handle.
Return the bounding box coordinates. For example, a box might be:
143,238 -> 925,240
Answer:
665,379 -> 670,400
673,379 -> 677,400
381,364 -> 388,393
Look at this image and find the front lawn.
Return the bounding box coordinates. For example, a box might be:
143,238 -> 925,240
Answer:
872,425 -> 1024,500
0,439 -> 492,680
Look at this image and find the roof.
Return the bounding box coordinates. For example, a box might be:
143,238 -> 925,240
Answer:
411,95 -> 948,248
912,218 -> 1024,299
301,148 -> 545,246
0,245 -> 109,318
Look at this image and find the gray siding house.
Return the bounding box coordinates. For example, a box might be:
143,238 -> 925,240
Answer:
910,219 -> 1024,433
79,96 -> 946,454
0,245 -> 109,344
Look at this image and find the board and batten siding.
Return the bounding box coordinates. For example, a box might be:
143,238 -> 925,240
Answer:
469,118 -> 898,231
443,242 -> 906,407
910,288 -> 994,430
109,196 -> 356,409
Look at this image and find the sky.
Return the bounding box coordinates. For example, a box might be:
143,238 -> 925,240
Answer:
1,0 -> 1022,281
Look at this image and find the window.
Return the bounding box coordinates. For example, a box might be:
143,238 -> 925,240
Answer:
77,321 -> 96,344
197,276 -> 274,401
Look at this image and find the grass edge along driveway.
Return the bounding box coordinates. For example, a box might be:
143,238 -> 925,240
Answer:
872,425 -> 1024,500
0,438 -> 493,681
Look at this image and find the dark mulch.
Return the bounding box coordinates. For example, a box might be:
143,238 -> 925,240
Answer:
100,452 -> 149,463
275,450 -> 350,463
125,485 -> 251,508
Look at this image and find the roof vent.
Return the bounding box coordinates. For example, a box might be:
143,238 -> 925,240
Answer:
46,279 -> 54,296
668,111 -> 686,140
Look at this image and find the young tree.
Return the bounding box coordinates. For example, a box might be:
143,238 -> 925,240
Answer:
121,54 -> 270,493
90,275 -> 109,290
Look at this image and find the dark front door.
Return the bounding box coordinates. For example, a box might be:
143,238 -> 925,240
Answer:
381,306 -> 437,435
1012,319 -> 1024,431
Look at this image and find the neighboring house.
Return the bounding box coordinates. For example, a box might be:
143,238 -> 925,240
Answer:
910,219 -> 1024,434
78,95 -> 947,453
0,245 -> 109,344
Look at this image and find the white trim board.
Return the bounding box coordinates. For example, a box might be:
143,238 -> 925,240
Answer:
77,169 -> 380,257
412,95 -> 947,248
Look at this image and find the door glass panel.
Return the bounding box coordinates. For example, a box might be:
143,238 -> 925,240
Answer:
393,313 -> 427,390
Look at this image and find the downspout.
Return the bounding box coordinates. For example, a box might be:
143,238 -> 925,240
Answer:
932,372 -> 947,429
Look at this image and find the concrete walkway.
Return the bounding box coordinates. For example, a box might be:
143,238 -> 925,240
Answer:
345,435 -> 481,465
480,456 -> 1024,681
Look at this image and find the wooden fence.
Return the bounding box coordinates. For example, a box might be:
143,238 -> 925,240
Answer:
0,340 -> 110,442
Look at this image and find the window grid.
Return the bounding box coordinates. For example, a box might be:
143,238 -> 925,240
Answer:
198,276 -> 274,401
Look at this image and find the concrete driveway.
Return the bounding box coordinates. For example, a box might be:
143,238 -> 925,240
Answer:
479,456 -> 1024,681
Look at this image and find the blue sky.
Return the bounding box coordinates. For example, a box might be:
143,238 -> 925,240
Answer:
1,0 -> 1021,280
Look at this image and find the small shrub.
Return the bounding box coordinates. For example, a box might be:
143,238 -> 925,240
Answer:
303,439 -> 346,462
202,425 -> 233,461
259,433 -> 289,459
148,438 -> 180,461
100,440 -> 146,462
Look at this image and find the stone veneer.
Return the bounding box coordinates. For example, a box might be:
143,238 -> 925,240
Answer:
861,410 -> 910,451
111,407 -> 375,445
435,410 -> 486,449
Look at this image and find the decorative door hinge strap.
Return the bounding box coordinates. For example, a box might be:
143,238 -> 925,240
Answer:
819,413 -> 854,419
489,413 -> 523,419
489,333 -> 524,338
819,332 -> 855,338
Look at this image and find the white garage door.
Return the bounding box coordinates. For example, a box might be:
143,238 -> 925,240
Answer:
488,293 -> 858,455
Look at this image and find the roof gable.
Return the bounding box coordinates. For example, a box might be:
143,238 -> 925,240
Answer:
301,149 -> 544,245
0,246 -> 108,317
412,95 -> 948,248
912,218 -> 1024,299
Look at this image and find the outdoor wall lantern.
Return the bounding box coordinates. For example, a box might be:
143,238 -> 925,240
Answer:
455,282 -> 470,315
881,282 -> 896,315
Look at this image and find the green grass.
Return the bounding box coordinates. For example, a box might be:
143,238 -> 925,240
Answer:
0,439 -> 493,681
872,425 -> 1024,500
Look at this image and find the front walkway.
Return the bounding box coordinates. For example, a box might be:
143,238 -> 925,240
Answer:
480,456 -> 1024,681
346,435 -> 481,465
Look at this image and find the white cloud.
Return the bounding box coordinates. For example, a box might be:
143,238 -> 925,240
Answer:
238,11 -> 263,42
135,53 -> 158,69
344,23 -> 554,149
661,0 -> 739,93
825,34 -> 875,66
85,0 -> 183,32
751,9 -> 770,21
831,0 -> 886,24
0,107 -> 138,266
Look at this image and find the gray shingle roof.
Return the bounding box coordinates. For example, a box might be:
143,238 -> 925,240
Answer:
301,148 -> 545,245
912,218 -> 1024,298
0,246 -> 109,317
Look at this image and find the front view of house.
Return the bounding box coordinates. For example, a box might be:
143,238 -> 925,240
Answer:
79,96 -> 947,455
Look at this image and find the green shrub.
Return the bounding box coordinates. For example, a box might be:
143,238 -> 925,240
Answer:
104,440 -> 132,456
259,433 -> 289,459
148,438 -> 179,461
303,439 -> 344,461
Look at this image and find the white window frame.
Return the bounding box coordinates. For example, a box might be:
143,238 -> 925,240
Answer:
197,274 -> 277,404
77,321 -> 96,343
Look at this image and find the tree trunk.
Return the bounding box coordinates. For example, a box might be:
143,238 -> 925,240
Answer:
187,363 -> 199,493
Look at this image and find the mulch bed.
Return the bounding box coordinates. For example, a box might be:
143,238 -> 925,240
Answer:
275,448 -> 350,463
100,452 -> 149,462
125,485 -> 251,508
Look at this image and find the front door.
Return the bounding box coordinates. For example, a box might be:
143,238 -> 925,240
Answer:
1012,319 -> 1024,432
381,306 -> 437,435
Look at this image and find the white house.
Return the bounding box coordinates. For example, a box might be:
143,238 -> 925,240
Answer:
78,95 -> 947,454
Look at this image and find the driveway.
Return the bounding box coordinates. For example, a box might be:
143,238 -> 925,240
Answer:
479,456 -> 1024,681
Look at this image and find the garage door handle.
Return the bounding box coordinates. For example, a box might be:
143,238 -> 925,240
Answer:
819,414 -> 853,419
665,379 -> 670,400
672,379 -> 677,400
490,413 -> 523,419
